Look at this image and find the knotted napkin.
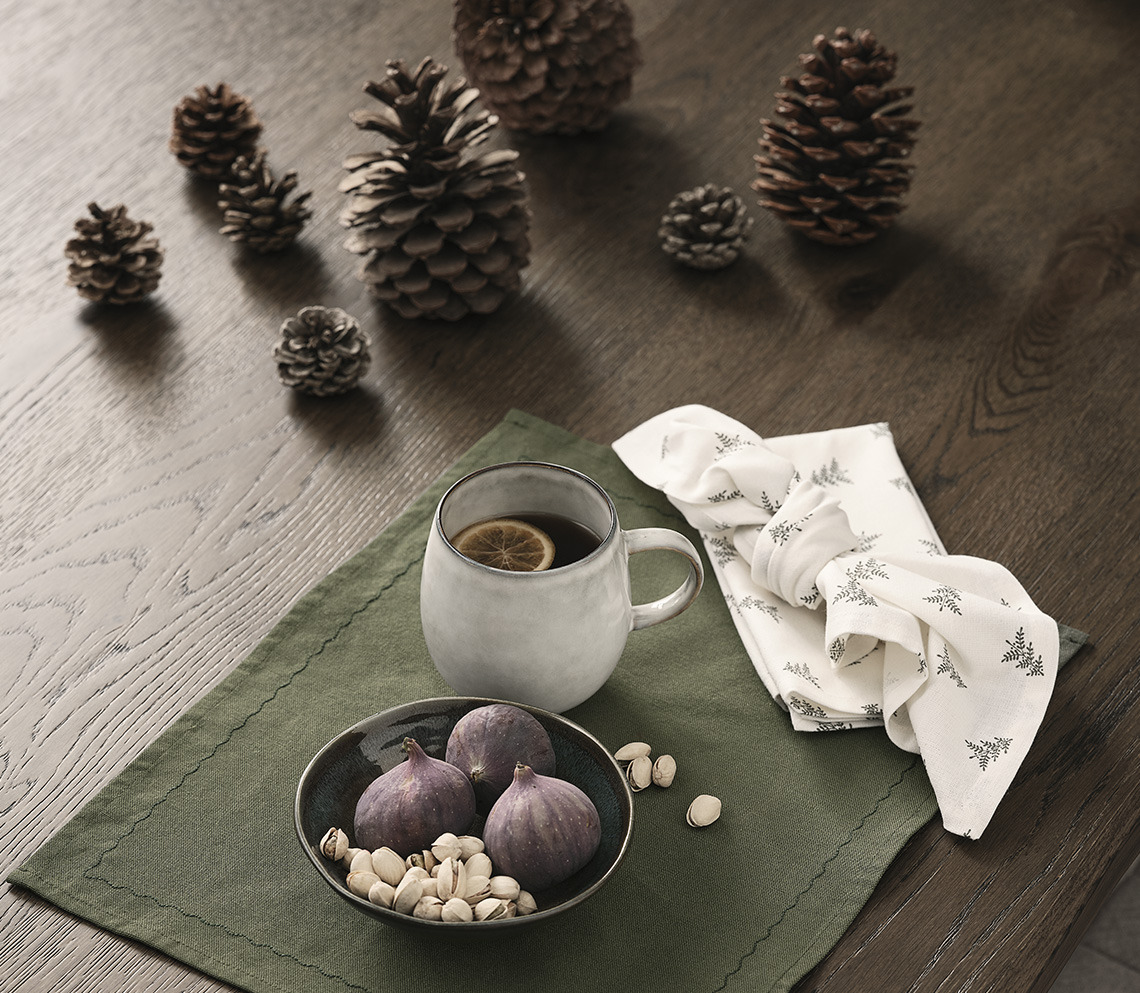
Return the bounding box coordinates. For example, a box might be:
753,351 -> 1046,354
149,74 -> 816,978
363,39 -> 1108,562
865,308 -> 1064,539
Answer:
613,404 -> 1059,838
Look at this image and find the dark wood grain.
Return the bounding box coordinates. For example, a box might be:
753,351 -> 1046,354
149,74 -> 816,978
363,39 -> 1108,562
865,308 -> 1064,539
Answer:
2,1 -> 1138,991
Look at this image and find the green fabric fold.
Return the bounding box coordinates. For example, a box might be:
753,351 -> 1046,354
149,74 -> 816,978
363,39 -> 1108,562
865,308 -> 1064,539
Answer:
8,410 -> 1086,993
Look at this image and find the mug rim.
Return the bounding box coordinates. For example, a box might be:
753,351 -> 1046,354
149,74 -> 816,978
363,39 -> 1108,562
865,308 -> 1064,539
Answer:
435,461 -> 619,574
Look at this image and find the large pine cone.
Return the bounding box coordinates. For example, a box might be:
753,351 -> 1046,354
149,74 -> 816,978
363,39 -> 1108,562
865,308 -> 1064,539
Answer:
274,306 -> 371,396
64,202 -> 164,304
170,82 -> 263,180
452,0 -> 642,135
753,27 -> 920,246
218,152 -> 312,252
340,57 -> 530,321
659,185 -> 752,270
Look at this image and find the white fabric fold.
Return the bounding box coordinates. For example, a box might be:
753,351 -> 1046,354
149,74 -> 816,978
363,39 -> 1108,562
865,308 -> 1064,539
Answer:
613,404 -> 1059,838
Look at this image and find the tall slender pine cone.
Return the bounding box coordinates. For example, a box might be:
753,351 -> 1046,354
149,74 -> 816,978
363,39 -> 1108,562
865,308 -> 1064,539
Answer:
170,82 -> 263,180
752,27 -> 920,246
339,57 -> 531,321
274,306 -> 371,396
218,152 -> 312,252
658,185 -> 752,270
64,202 -> 164,304
452,0 -> 642,135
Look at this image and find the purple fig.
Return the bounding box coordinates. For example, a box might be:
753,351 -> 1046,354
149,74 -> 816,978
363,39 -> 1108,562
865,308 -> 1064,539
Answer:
446,704 -> 557,813
353,737 -> 476,856
482,763 -> 601,891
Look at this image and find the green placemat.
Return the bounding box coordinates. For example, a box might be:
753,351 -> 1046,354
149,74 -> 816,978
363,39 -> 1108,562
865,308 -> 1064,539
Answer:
8,410 -> 1087,993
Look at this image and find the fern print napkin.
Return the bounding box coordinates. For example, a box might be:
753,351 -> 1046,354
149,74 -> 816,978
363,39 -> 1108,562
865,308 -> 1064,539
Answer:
613,404 -> 1060,839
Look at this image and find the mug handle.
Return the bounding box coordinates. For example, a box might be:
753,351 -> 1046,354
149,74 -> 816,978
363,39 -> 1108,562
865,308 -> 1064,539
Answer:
623,528 -> 704,631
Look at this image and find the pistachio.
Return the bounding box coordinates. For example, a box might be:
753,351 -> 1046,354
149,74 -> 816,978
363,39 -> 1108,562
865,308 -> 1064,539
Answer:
320,827 -> 350,861
441,896 -> 474,922
652,754 -> 677,788
405,850 -> 437,873
463,874 -> 492,905
464,852 -> 493,878
367,879 -> 395,908
489,875 -> 520,901
516,889 -> 538,916
430,832 -> 463,862
413,895 -> 444,920
686,794 -> 722,827
371,846 -> 406,886
614,741 -> 652,762
437,857 -> 467,901
473,897 -> 510,921
457,835 -> 485,860
347,870 -> 381,898
341,846 -> 365,866
392,874 -> 424,915
402,865 -> 430,883
627,754 -> 652,792
348,849 -> 374,875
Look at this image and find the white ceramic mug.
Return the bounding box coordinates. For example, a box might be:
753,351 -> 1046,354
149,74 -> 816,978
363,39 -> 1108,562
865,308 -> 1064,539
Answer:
420,461 -> 704,712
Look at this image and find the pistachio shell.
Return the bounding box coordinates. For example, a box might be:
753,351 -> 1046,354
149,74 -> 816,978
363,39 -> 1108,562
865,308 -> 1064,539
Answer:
341,846 -> 365,866
437,856 -> 468,900
614,741 -> 652,762
463,874 -> 491,905
367,879 -> 395,908
348,850 -> 374,874
402,865 -> 430,883
431,832 -> 463,862
441,896 -> 474,922
347,870 -> 381,898
464,852 -> 493,878
627,754 -> 652,791
489,875 -> 520,900
516,890 -> 538,915
320,827 -> 349,861
372,846 -> 406,886
457,835 -> 485,860
652,754 -> 677,788
686,794 -> 722,827
473,897 -> 509,920
413,895 -> 444,920
393,875 -> 424,914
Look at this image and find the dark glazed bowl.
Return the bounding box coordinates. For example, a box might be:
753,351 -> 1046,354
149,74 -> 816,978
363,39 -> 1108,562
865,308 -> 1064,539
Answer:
295,696 -> 634,931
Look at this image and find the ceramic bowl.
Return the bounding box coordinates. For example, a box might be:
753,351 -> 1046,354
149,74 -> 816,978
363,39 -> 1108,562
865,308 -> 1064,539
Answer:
295,696 -> 634,931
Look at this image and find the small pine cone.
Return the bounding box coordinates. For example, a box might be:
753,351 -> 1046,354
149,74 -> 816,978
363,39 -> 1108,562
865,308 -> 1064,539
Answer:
274,307 -> 371,396
752,27 -> 920,246
64,202 -> 164,304
218,152 -> 312,252
170,82 -> 263,180
658,185 -> 752,270
453,0 -> 643,135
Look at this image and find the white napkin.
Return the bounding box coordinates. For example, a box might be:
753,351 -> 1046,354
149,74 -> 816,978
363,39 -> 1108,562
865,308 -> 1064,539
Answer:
613,404 -> 1059,838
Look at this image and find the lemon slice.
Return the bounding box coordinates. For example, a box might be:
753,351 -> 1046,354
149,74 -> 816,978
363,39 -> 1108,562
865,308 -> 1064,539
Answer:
452,517 -> 556,572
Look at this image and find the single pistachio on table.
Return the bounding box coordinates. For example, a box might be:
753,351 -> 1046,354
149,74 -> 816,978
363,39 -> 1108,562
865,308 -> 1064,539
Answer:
686,794 -> 722,827
626,754 -> 652,792
614,741 -> 652,762
652,754 -> 677,788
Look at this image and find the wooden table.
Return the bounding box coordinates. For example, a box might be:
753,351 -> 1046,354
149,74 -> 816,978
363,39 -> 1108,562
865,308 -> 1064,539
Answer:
3,1 -> 1138,990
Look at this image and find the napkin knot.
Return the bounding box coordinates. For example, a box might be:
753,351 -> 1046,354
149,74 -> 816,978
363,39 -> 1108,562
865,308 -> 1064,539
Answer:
745,480 -> 859,607
613,404 -> 1061,840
